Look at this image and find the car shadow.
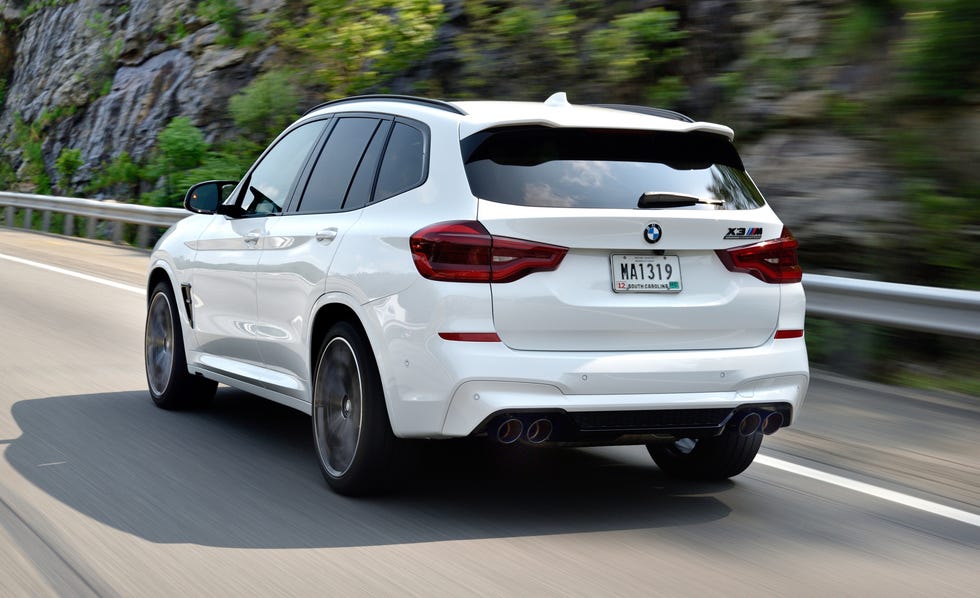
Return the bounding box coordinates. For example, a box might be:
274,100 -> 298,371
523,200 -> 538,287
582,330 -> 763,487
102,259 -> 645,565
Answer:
5,389 -> 735,548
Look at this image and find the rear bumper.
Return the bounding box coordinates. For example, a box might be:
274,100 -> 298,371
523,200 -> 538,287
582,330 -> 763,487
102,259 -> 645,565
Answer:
383,334 -> 809,438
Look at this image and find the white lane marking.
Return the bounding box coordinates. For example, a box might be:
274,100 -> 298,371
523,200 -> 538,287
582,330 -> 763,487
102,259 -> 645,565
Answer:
756,454 -> 980,528
0,252 -> 143,295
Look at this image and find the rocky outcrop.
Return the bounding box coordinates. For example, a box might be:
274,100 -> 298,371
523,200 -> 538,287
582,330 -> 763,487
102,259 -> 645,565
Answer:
0,0 -> 280,184
742,130 -> 904,271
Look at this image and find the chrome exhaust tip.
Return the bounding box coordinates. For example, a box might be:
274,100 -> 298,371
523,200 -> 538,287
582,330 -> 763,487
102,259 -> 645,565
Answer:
525,418 -> 553,444
496,418 -> 523,444
761,412 -> 784,435
737,412 -> 762,437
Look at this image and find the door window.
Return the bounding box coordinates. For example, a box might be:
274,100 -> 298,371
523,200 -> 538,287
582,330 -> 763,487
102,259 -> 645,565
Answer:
297,117 -> 383,213
240,121 -> 325,216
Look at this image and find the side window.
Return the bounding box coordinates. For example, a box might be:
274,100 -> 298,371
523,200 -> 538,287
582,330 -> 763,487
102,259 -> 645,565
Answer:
240,121 -> 324,216
373,122 -> 426,202
297,117 -> 381,213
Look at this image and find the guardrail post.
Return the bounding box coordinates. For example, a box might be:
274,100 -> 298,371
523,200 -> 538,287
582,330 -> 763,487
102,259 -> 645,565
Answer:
136,224 -> 150,248
23,207 -> 33,230
63,214 -> 74,236
111,221 -> 123,244
2,206 -> 11,226
41,210 -> 51,233
86,217 -> 97,239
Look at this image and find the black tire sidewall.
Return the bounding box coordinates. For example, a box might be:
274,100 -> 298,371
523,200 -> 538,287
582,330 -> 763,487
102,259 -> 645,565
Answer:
145,281 -> 215,409
313,321 -> 395,495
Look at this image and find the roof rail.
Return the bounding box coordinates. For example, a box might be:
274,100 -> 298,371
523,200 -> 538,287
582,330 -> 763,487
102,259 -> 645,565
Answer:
589,103 -> 694,123
303,94 -> 467,116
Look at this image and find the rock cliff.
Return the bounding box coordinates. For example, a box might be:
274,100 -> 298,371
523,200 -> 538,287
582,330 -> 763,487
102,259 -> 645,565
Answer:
0,0 -> 976,284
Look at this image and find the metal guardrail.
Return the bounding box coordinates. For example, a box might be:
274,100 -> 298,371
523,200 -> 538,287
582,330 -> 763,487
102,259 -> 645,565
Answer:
803,274 -> 980,339
1,191 -> 978,338
0,191 -> 186,247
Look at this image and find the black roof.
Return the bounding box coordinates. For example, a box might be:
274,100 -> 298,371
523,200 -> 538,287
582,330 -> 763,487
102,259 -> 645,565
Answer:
303,94 -> 467,116
589,104 -> 695,123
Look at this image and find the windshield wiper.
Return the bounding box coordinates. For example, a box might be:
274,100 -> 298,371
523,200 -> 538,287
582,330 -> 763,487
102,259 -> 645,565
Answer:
637,192 -> 724,209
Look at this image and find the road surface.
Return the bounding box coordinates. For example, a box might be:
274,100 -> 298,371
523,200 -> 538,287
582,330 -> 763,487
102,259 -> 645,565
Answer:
0,228 -> 976,596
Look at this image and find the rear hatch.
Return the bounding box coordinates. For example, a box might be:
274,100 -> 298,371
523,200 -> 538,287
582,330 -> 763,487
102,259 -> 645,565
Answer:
463,126 -> 785,352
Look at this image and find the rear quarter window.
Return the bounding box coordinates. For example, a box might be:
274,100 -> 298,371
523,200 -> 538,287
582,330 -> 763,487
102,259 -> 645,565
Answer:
462,127 -> 765,210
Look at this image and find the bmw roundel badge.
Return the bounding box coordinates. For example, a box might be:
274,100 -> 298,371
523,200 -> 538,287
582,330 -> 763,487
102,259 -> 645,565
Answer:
643,223 -> 663,244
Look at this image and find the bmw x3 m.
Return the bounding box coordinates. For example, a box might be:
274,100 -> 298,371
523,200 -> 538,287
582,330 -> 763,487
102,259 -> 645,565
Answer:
144,92 -> 809,495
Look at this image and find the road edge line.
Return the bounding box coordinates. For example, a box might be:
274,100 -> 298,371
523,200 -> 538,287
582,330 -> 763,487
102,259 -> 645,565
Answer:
0,252 -> 143,295
755,454 -> 980,528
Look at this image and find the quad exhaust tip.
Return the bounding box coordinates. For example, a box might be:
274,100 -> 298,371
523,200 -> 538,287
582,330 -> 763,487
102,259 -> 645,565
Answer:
736,411 -> 784,436
496,418 -> 523,444
525,418 -> 554,444
762,411 -> 783,435
737,412 -> 762,437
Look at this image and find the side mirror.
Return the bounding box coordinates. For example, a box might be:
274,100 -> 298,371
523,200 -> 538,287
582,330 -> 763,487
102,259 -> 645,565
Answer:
184,180 -> 238,214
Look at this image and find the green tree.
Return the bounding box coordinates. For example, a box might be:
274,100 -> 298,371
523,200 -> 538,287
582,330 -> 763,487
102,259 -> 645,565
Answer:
229,71 -> 301,144
149,117 -> 208,205
55,148 -> 82,193
276,0 -> 444,97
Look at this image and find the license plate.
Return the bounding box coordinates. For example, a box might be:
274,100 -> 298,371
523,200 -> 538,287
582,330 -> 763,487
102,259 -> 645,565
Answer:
611,254 -> 682,293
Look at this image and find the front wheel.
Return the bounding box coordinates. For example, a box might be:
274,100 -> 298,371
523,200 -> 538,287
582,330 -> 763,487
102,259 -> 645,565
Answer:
647,429 -> 763,480
312,321 -> 397,495
144,282 -> 216,409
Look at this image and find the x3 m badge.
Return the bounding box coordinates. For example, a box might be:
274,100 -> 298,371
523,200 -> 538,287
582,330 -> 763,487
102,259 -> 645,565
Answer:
724,227 -> 763,240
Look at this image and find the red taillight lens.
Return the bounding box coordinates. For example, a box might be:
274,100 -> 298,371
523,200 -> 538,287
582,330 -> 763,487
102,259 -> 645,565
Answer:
410,221 -> 568,283
716,226 -> 802,284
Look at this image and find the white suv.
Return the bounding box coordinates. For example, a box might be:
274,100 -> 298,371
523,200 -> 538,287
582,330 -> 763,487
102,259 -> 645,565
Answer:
144,93 -> 809,495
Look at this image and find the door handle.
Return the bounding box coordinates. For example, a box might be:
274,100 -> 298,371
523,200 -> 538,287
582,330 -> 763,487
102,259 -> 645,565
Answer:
244,231 -> 261,246
315,228 -> 338,243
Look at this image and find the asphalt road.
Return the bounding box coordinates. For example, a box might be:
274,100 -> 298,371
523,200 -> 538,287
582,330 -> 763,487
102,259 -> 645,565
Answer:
0,228 -> 977,596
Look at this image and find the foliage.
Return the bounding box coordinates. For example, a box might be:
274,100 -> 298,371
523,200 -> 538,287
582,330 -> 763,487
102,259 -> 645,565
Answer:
454,3 -> 687,105
198,0 -> 244,46
276,0 -> 444,97
146,117 -> 208,205
824,1 -> 893,63
229,71 -> 301,144
54,147 -> 82,191
454,1 -> 580,99
583,8 -> 687,105
900,182 -> 980,290
88,151 -> 142,198
24,0 -> 76,18
900,0 -> 980,103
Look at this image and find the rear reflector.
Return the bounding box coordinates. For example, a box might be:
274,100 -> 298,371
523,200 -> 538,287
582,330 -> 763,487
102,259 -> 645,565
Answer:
716,226 -> 803,284
411,220 -> 568,283
438,332 -> 502,342
774,329 -> 804,339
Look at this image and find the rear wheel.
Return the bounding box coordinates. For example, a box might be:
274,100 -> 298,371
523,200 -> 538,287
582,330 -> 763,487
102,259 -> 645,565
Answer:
144,282 -> 217,409
647,429 -> 762,480
312,321 -> 397,495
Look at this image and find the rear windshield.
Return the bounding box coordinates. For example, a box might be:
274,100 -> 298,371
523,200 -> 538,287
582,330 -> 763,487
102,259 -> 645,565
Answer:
462,127 -> 765,210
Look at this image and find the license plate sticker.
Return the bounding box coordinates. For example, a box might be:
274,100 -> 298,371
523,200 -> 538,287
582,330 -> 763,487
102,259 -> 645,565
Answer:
611,254 -> 682,293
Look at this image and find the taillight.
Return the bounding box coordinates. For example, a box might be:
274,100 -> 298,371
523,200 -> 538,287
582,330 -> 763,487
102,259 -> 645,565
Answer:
410,221 -> 568,283
716,226 -> 802,284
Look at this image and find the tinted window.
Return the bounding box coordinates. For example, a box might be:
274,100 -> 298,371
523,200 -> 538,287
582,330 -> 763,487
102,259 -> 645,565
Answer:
241,121 -> 324,216
374,123 -> 426,201
344,121 -> 390,210
298,117 -> 380,213
462,127 -> 765,210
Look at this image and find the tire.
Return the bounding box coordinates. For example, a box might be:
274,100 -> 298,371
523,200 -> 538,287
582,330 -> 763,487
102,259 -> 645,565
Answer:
312,321 -> 398,496
647,429 -> 763,480
144,282 -> 217,410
